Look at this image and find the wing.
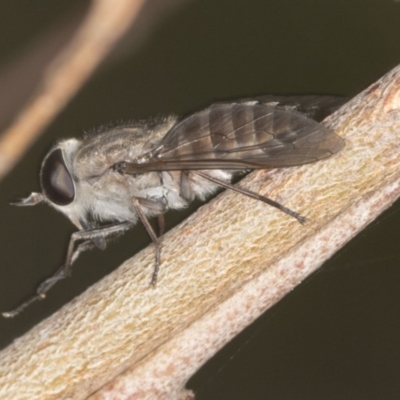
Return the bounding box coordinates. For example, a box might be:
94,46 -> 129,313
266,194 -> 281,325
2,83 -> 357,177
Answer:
236,95 -> 348,122
120,100 -> 344,173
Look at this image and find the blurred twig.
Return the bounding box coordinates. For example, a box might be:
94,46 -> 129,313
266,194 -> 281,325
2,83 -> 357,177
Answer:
0,0 -> 147,180
0,4 -> 89,134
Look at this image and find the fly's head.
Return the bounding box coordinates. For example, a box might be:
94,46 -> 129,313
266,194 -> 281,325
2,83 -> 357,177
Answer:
13,139 -> 89,230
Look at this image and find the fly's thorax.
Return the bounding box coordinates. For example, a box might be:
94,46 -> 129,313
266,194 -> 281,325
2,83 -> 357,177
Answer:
73,116 -> 178,180
74,169 -> 169,223
76,169 -> 138,223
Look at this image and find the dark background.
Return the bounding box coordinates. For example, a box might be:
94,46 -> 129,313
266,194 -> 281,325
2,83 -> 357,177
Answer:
1,1 -> 400,399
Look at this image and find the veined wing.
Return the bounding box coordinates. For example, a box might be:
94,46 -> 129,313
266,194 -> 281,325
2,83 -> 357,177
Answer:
121,101 -> 344,173
236,95 -> 348,122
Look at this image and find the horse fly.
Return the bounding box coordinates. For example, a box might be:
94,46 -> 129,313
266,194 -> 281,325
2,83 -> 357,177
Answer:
3,95 -> 345,317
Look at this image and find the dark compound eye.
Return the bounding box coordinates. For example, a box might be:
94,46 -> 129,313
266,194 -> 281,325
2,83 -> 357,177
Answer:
41,148 -> 75,206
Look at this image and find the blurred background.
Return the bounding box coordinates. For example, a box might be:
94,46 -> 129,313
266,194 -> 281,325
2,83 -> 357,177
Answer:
1,1 -> 400,399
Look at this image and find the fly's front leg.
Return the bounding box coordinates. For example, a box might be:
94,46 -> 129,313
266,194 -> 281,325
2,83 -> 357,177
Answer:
2,222 -> 132,318
35,239 -> 97,295
2,240 -> 97,318
131,197 -> 166,285
40,221 -> 133,289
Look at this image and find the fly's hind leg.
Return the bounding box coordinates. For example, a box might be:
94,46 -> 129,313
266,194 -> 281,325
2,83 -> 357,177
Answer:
192,171 -> 307,224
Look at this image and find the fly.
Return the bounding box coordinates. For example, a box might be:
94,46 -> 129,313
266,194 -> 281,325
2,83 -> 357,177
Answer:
3,95 -> 345,317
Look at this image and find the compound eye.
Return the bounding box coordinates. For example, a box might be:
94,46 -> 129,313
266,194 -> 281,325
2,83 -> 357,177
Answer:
41,148 -> 75,206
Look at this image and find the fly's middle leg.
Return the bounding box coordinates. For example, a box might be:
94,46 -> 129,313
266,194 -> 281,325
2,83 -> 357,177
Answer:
131,197 -> 164,285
